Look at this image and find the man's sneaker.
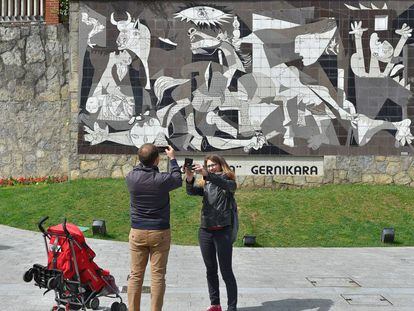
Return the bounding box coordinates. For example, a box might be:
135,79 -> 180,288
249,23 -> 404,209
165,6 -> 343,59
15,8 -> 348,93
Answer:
205,305 -> 222,311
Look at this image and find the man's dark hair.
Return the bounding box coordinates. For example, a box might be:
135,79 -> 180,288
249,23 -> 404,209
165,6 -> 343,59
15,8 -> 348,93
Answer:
138,143 -> 159,166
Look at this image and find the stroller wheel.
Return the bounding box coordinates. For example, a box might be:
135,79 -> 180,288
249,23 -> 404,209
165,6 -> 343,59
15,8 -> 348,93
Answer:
86,297 -> 99,310
23,269 -> 33,283
69,302 -> 81,310
110,301 -> 120,311
119,302 -> 127,311
47,277 -> 58,289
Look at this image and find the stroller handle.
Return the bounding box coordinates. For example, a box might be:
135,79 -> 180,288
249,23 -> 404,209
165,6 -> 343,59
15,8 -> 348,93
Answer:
38,216 -> 49,234
62,218 -> 72,239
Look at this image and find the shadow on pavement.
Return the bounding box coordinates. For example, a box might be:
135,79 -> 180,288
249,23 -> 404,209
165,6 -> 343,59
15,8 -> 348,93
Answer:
238,298 -> 334,311
0,244 -> 12,250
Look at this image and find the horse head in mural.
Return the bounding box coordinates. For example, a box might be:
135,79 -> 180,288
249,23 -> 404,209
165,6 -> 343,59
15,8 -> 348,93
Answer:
111,12 -> 151,90
187,26 -> 247,86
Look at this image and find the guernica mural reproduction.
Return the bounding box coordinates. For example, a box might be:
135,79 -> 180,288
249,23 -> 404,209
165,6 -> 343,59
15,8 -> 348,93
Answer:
78,1 -> 414,155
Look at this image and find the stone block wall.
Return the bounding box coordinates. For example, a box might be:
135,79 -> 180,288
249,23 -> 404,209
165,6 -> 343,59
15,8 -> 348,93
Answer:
234,156 -> 414,189
0,23 -> 70,178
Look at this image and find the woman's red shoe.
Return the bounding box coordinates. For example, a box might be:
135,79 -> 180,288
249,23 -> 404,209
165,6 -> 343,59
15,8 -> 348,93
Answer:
205,305 -> 222,311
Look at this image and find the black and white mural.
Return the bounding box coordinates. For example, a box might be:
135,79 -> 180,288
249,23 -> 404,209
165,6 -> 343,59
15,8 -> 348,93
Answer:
78,1 -> 414,155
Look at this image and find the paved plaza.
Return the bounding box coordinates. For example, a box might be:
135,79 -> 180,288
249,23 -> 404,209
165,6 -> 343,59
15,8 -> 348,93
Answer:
1,224 -> 414,310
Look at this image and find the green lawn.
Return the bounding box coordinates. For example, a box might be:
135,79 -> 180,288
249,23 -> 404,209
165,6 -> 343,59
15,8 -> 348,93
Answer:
1,179 -> 413,247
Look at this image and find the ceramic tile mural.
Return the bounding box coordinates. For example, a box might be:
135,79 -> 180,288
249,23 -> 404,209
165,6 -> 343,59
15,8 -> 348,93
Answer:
78,1 -> 414,155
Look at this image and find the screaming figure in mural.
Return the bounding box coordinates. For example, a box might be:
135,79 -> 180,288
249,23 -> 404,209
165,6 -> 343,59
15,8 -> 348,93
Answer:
348,21 -> 414,147
350,21 -> 412,78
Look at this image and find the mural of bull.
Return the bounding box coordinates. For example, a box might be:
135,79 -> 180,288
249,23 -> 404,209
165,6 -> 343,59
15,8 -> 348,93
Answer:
111,12 -> 151,90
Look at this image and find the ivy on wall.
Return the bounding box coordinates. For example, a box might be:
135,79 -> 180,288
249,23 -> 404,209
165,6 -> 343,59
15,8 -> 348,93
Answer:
60,0 -> 69,22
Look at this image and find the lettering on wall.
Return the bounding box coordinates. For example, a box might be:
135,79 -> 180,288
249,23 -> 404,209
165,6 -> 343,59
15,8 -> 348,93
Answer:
249,165 -> 318,175
177,157 -> 323,176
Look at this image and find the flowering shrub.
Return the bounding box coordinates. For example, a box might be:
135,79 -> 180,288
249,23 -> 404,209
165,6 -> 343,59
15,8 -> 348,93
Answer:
0,176 -> 68,187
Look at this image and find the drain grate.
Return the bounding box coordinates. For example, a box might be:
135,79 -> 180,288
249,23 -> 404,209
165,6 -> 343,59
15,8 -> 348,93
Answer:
120,285 -> 150,293
306,277 -> 360,287
341,294 -> 392,306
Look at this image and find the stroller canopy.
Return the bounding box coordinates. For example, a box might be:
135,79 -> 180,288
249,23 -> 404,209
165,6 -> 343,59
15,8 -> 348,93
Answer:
48,223 -> 85,244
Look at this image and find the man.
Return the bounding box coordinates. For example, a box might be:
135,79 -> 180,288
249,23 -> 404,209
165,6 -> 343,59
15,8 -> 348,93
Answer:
126,144 -> 182,311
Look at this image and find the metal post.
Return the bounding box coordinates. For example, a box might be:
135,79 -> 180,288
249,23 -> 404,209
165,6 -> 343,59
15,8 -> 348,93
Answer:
1,0 -> 5,18
39,0 -> 43,18
26,0 -> 31,17
21,0 -> 26,20
7,0 -> 12,17
33,0 -> 37,17
14,0 -> 18,19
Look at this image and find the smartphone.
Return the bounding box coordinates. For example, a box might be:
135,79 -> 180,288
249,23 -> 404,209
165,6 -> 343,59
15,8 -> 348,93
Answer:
184,158 -> 193,170
156,146 -> 168,152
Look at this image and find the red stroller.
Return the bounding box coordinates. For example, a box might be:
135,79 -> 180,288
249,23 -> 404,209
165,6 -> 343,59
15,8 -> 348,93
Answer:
23,217 -> 127,311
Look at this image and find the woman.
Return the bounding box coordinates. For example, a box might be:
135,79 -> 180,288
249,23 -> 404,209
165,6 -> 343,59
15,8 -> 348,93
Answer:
185,155 -> 238,311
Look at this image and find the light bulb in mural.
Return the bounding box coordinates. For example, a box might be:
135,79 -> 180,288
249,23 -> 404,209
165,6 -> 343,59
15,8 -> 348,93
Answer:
174,6 -> 232,27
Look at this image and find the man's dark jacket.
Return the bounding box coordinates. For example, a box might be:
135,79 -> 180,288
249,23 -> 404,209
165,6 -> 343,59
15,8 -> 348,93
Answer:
126,159 -> 182,230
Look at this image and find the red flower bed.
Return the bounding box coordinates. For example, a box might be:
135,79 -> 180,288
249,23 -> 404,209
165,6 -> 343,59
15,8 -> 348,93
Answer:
0,176 -> 68,187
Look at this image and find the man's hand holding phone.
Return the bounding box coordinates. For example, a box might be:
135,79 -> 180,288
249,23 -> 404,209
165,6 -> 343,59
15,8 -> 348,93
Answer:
165,145 -> 175,160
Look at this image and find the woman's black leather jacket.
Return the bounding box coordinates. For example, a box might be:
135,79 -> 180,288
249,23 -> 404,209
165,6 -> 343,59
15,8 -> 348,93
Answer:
186,172 -> 237,228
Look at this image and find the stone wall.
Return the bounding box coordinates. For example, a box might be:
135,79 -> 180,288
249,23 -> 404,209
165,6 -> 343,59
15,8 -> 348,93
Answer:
0,23 -> 70,178
234,156 -> 414,189
73,153 -> 414,189
330,156 -> 414,186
